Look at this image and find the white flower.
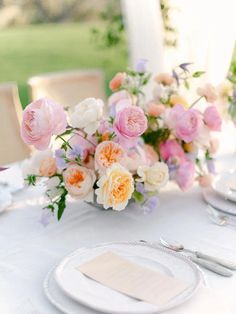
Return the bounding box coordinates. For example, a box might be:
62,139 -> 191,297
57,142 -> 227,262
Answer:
21,150 -> 53,178
95,163 -> 134,211
46,176 -> 63,200
70,98 -> 104,135
137,162 -> 169,191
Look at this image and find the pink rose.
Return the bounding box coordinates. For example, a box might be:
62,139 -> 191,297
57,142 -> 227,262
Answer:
175,160 -> 195,191
114,106 -> 148,140
21,98 -> 67,150
165,104 -> 184,130
109,72 -> 126,91
108,90 -> 131,108
126,145 -> 148,172
160,140 -> 186,165
144,144 -> 159,165
175,109 -> 201,143
147,102 -> 165,117
203,106 -> 222,131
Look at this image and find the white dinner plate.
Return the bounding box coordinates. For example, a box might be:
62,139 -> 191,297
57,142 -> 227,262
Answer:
202,187 -> 236,216
53,242 -> 203,314
212,171 -> 236,202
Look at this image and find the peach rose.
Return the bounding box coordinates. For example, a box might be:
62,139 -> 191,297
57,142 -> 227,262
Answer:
147,102 -> 165,117
155,73 -> 174,86
39,157 -> 57,177
21,98 -> 67,150
63,165 -> 96,201
197,174 -> 213,187
109,72 -> 126,91
95,141 -> 125,171
170,94 -> 188,108
197,83 -> 217,103
95,163 -> 134,211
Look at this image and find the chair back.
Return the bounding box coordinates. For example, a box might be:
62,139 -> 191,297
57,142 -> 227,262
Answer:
28,69 -> 105,110
0,83 -> 30,165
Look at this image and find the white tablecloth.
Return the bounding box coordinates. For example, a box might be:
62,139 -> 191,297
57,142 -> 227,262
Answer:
1,128 -> 236,313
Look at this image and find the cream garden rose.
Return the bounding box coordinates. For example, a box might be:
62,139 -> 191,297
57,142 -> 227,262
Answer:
95,163 -> 134,211
70,98 -> 104,135
137,162 -> 169,191
63,165 -> 96,202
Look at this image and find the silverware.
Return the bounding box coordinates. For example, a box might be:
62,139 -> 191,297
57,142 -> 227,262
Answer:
189,256 -> 232,277
207,205 -> 236,228
159,237 -> 236,271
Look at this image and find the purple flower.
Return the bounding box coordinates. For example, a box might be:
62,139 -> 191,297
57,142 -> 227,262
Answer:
55,149 -> 67,169
39,210 -> 53,227
207,159 -> 216,174
136,182 -> 145,194
67,144 -> 83,160
179,63 -> 192,72
135,59 -> 148,73
143,196 -> 159,214
172,69 -> 179,86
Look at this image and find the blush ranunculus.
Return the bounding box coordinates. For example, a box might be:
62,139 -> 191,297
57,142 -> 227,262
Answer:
63,165 -> 96,201
203,106 -> 222,131
144,144 -> 159,166
109,72 -> 126,91
21,98 -> 67,150
95,163 -> 134,211
175,160 -> 195,191
155,73 -> 174,86
160,139 -> 186,165
197,83 -> 217,103
39,157 -> 57,177
175,109 -> 201,143
147,102 -> 165,117
95,141 -> 125,171
114,106 -> 148,140
125,145 -> 148,172
197,173 -> 213,187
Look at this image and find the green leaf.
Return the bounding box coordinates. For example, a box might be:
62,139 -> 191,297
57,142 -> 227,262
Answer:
192,71 -> 205,78
184,80 -> 190,89
57,189 -> 68,220
133,190 -> 144,203
25,174 -> 37,186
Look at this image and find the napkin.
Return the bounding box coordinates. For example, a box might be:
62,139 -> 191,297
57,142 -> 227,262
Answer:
78,251 -> 189,306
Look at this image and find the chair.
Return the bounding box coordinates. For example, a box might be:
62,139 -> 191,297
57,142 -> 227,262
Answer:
28,69 -> 106,110
0,83 -> 31,165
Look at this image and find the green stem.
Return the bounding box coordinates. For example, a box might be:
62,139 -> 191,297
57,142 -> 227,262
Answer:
57,135 -> 73,149
190,96 -> 204,108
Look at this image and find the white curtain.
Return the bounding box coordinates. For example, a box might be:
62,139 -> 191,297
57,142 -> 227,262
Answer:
122,0 -> 235,85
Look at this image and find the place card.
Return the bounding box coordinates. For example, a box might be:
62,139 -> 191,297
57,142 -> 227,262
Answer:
77,251 -> 189,306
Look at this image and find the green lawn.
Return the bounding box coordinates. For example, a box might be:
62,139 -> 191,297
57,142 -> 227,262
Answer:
0,23 -> 128,107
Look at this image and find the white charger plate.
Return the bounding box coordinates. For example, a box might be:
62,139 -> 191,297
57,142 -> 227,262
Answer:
212,171 -> 236,202
52,242 -> 203,314
202,187 -> 236,216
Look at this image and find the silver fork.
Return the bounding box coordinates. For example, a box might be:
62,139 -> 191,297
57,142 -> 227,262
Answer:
207,205 -> 236,228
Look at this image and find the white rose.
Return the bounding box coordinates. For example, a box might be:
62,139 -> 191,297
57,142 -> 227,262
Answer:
46,176 -> 63,200
70,98 -> 104,135
137,162 -> 169,191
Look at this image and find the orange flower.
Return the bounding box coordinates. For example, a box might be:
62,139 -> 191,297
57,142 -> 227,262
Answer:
63,165 -> 96,201
39,157 -> 57,177
155,73 -> 174,86
95,141 -> 125,171
109,72 -> 126,91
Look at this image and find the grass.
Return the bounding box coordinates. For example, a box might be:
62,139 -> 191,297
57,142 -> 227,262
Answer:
0,23 -> 128,107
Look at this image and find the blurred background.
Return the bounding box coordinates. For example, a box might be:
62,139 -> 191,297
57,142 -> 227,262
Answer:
0,0 -> 235,107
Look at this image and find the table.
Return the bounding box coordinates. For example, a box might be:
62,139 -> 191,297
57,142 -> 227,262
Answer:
1,124 -> 236,313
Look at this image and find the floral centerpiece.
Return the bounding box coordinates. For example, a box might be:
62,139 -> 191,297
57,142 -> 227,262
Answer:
21,62 -> 222,221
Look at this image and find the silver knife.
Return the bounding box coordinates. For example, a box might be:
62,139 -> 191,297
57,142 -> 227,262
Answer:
190,256 -> 233,277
